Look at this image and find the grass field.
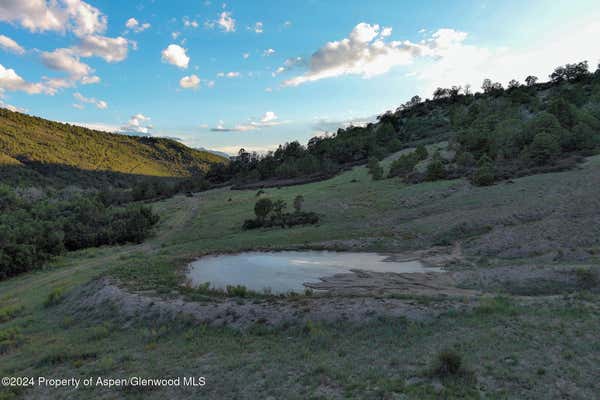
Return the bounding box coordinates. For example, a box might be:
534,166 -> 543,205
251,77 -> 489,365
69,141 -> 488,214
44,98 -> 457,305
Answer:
1,155 -> 600,399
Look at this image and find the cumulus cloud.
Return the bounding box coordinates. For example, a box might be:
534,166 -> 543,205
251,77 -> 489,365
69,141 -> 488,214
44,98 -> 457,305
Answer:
280,23 -> 467,86
0,64 -> 45,95
242,52 -> 250,59
40,48 -> 92,78
125,17 -> 150,33
210,111 -> 283,132
179,74 -> 200,89
121,113 -> 152,134
0,35 -> 25,55
263,48 -> 275,56
76,35 -> 130,62
0,0 -> 106,37
412,20 -> 600,97
73,92 -> 107,109
161,44 -> 189,68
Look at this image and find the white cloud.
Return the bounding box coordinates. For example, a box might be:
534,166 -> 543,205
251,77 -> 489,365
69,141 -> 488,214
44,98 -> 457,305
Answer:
0,64 -> 45,94
283,21 -> 292,28
210,111 -> 283,132
73,92 -> 107,109
211,145 -> 277,155
263,48 -> 275,56
179,74 -> 200,89
242,52 -> 250,59
0,0 -> 106,37
122,113 -> 152,134
252,21 -> 263,33
414,20 -> 600,97
72,103 -> 84,109
206,80 -> 215,88
76,35 -> 130,63
217,11 -> 235,32
0,35 -> 25,55
172,31 -> 180,39
0,100 -> 26,113
161,44 -> 189,68
217,71 -> 240,78
125,17 -> 150,33
67,121 -> 121,132
381,27 -> 392,37
40,48 -> 92,78
265,87 -> 272,92
281,23 -> 467,87
81,75 -> 100,84
183,17 -> 199,28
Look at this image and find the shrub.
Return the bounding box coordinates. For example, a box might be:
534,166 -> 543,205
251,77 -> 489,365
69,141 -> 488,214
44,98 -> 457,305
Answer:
226,285 -> 248,297
254,198 -> 273,221
431,349 -> 463,377
425,151 -> 446,181
472,155 -> 495,186
389,152 -> 420,178
367,157 -> 384,180
528,132 -> 561,165
44,287 -> 65,308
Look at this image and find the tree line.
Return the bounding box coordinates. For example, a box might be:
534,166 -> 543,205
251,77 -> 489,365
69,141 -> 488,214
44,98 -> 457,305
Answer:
0,185 -> 159,280
206,61 -> 600,187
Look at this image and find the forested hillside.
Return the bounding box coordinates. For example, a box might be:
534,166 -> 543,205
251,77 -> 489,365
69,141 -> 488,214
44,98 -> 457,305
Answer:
0,109 -> 227,187
209,61 -> 600,186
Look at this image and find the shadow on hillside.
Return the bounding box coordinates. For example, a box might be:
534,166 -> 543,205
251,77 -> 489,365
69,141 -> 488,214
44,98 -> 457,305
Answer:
0,161 -> 190,189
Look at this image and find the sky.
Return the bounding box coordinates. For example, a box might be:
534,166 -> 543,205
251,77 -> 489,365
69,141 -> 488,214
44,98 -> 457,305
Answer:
1,0 -> 599,155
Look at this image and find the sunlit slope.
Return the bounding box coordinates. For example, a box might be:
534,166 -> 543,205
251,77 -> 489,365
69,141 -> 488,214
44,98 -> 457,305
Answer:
0,108 -> 227,185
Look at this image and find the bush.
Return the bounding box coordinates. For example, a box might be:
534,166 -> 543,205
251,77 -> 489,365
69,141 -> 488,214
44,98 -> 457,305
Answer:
431,349 -> 463,377
367,157 -> 383,180
425,151 -> 446,181
254,198 -> 273,221
44,287 -> 65,307
472,155 -> 495,186
528,132 -> 561,165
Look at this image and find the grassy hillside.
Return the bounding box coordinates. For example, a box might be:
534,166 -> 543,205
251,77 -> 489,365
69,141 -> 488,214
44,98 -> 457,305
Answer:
0,108 -> 227,187
1,157 -> 600,398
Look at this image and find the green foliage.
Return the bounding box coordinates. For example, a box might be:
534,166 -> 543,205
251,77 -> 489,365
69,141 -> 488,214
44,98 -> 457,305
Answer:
367,157 -> 383,180
254,198 -> 273,221
44,287 -> 65,308
425,151 -> 446,181
0,108 -> 227,188
415,144 -> 428,160
528,132 -> 561,165
0,187 -> 159,280
430,349 -> 464,377
244,197 -> 319,230
472,155 -> 495,186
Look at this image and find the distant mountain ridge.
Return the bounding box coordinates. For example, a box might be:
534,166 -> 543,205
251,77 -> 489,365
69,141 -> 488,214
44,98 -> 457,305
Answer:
0,108 -> 228,187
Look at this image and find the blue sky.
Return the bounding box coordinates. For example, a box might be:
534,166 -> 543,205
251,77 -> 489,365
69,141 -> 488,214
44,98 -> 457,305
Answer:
1,0 -> 599,154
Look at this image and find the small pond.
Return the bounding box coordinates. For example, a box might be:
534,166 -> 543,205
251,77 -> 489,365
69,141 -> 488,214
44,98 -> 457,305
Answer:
186,251 -> 442,294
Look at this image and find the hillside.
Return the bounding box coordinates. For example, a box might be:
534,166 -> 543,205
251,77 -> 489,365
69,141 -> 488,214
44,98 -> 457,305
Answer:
0,108 -> 227,187
208,62 -> 600,187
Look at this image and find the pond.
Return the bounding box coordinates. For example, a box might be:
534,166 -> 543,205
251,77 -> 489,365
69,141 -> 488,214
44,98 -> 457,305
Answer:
186,251 -> 442,294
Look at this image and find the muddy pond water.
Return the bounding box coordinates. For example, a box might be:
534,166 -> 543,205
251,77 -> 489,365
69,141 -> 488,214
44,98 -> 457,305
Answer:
186,251 -> 442,294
